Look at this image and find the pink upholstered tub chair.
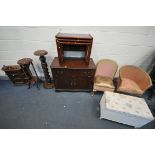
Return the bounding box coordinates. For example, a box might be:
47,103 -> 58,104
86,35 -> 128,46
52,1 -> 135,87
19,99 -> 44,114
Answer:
117,65 -> 152,96
93,59 -> 118,94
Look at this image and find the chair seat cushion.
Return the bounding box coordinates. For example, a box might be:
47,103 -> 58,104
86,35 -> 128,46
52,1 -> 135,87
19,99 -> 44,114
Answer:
118,78 -> 143,95
95,76 -> 114,88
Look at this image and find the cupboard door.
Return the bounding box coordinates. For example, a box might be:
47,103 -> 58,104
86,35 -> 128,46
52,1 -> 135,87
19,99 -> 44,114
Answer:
64,69 -> 94,90
52,69 -> 67,89
51,68 -> 95,91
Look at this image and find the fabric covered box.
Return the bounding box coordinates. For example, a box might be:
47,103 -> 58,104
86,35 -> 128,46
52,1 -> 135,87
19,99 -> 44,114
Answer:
100,91 -> 154,128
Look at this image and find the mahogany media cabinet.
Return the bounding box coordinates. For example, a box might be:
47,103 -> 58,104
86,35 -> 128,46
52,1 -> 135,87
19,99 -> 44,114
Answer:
51,57 -> 96,91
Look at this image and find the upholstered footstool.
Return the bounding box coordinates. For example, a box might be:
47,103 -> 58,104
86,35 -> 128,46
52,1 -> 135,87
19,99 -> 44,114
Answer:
99,91 -> 154,128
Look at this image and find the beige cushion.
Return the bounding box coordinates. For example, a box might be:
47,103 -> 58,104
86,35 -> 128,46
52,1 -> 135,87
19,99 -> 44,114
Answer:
95,76 -> 114,88
118,78 -> 143,95
93,85 -> 115,92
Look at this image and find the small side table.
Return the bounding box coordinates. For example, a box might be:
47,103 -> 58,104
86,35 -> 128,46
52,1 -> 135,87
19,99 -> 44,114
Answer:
1,65 -> 29,85
34,50 -> 54,89
17,58 -> 40,89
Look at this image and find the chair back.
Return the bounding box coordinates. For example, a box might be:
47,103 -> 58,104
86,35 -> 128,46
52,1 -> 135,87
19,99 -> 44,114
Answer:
119,65 -> 152,91
95,59 -> 118,79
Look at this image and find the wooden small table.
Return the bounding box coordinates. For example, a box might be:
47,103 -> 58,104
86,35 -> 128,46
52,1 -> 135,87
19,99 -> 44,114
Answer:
1,65 -> 29,85
17,58 -> 40,89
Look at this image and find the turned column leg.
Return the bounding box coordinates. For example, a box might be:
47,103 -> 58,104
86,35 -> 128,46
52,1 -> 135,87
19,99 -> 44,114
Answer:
39,55 -> 52,83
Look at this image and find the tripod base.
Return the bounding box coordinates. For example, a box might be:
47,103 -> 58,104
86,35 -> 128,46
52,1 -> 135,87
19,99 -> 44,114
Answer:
27,77 -> 41,89
43,81 -> 54,89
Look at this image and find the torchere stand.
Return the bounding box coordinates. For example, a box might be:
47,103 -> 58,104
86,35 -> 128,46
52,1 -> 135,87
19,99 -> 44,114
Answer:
17,58 -> 40,89
34,50 -> 54,89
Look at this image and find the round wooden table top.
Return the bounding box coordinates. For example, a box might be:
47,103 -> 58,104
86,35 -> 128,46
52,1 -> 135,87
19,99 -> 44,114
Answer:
34,50 -> 48,56
17,58 -> 33,65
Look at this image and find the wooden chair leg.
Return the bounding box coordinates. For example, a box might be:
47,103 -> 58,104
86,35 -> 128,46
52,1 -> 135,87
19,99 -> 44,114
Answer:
92,90 -> 96,96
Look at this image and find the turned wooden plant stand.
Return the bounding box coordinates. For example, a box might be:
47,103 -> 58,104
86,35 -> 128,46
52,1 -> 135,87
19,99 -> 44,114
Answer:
34,50 -> 54,89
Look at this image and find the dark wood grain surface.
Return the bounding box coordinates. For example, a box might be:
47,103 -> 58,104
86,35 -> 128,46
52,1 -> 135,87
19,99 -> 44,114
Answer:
56,32 -> 93,40
51,57 -> 95,69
